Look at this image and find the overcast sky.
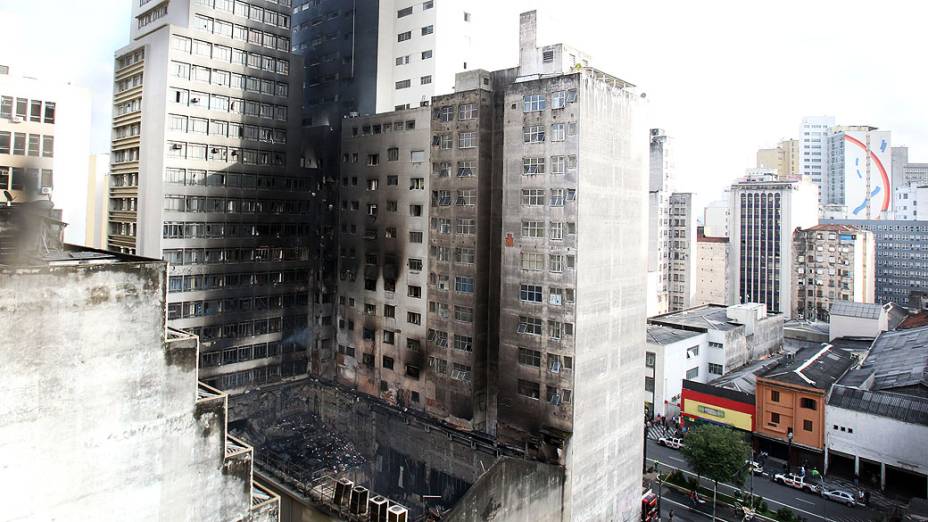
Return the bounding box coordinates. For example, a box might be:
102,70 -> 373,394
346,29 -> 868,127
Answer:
2,0 -> 925,209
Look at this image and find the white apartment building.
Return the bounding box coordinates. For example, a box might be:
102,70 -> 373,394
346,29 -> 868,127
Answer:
107,0 -> 314,393
0,66 -> 91,244
894,183 -> 928,220
647,128 -> 673,316
703,197 -> 730,238
668,192 -> 696,311
800,115 -> 835,204
729,173 -> 819,317
375,0 -> 478,113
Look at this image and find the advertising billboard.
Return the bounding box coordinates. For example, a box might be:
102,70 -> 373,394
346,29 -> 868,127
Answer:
844,130 -> 892,218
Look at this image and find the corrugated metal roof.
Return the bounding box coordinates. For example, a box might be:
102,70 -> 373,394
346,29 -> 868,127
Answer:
829,301 -> 882,320
646,325 -> 703,345
829,386 -> 928,426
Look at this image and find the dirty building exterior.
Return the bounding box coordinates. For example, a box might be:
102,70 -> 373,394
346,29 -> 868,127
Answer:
283,9 -> 648,521
108,0 -> 317,393
0,207 -> 278,522
334,107 -> 432,410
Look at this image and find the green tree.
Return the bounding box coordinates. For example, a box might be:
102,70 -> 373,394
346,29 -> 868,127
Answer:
680,424 -> 750,521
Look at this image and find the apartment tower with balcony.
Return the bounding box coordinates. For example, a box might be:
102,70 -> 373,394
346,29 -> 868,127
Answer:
107,0 -> 314,393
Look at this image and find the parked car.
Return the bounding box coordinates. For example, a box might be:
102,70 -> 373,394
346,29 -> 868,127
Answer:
773,472 -> 820,494
657,436 -> 684,449
822,488 -> 857,507
746,460 -> 764,474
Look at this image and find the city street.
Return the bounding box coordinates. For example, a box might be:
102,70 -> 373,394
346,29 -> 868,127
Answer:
646,439 -> 887,522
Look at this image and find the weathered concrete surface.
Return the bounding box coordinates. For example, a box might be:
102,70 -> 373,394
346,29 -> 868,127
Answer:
445,457 -> 566,522
0,259 -> 267,522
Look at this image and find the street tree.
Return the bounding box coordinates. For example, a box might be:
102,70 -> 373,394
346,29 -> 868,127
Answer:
680,424 -> 750,521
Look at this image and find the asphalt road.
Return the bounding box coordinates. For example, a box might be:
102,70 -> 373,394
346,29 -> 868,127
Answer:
646,439 -> 887,522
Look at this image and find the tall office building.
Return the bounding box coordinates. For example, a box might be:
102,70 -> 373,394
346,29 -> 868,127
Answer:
703,197 -> 730,238
823,125 -> 892,219
667,192 -> 696,311
647,128 -> 673,315
293,0 -> 480,122
107,0 -> 314,393
729,172 -> 818,317
494,12 -> 647,519
792,224 -> 875,321
799,115 -> 835,204
0,65 -> 92,244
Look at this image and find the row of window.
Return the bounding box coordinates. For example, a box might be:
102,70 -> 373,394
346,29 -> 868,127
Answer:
192,0 -> 291,29
428,273 -> 474,293
137,2 -> 168,29
0,166 -> 53,191
349,119 -> 418,136
191,13 -> 291,52
428,301 -> 474,323
431,189 -> 477,207
396,2 -> 433,18
0,132 -> 54,158
522,90 -> 578,112
163,218 -> 313,240
429,218 -> 477,235
164,167 -> 311,192
427,357 -> 472,383
336,224 -> 420,245
519,251 -> 576,272
521,155 -> 578,175
397,25 -> 433,43
516,316 -> 574,339
519,189 -> 577,208
168,269 -> 308,293
342,148 -> 426,165
203,359 -> 305,391
201,338 -> 300,368
518,347 -> 574,373
522,123 -> 577,143
168,113 -> 287,143
521,219 -> 578,240
517,378 -> 572,405
395,49 -> 433,67
166,292 -> 309,319
426,329 -> 473,351
164,195 -> 311,214
162,246 -> 309,265
518,284 -> 575,305
0,96 -> 56,123
166,141 -> 287,166
430,245 -> 476,264
170,87 -> 288,121
190,314 -> 305,342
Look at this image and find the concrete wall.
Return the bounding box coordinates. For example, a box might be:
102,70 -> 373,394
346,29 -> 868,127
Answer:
694,238 -> 729,306
445,457 -> 566,522
829,314 -> 880,341
0,258 -> 259,522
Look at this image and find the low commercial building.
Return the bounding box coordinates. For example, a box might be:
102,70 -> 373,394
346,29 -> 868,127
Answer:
0,206 -> 277,521
754,344 -> 856,470
681,379 -> 756,433
649,303 -> 784,376
644,325 -> 707,418
828,300 -> 907,341
792,224 -> 875,321
826,326 -> 928,498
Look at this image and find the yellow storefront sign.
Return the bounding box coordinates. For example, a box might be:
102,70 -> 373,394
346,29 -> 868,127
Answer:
683,399 -> 752,431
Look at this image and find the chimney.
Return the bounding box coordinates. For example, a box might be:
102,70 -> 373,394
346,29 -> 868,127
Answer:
519,11 -> 537,66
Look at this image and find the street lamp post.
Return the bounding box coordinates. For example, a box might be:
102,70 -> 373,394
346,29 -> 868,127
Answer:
749,449 -> 755,510
786,428 -> 794,475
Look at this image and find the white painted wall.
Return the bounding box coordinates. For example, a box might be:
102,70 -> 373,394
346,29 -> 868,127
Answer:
827,404 -> 928,478
829,314 -> 880,341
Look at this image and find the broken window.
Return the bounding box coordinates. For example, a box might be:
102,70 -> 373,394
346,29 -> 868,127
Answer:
517,379 -> 540,399
517,316 -> 542,335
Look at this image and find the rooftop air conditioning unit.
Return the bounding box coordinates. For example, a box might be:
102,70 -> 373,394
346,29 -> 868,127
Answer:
171,144 -> 183,150
368,496 -> 389,522
10,116 -> 24,124
190,97 -> 200,103
387,505 -> 408,522
333,478 -> 353,507
349,486 -> 369,515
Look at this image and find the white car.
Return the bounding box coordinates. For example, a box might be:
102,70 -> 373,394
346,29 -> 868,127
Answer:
773,472 -> 820,494
822,489 -> 857,507
657,436 -> 684,450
